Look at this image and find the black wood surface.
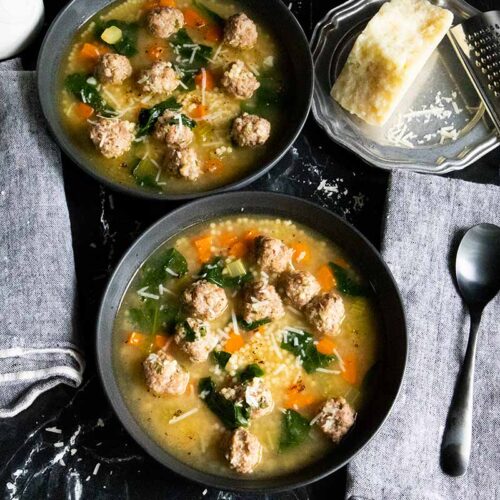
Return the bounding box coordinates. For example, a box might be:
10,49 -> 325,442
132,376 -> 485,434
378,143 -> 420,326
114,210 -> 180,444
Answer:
1,0 -> 498,499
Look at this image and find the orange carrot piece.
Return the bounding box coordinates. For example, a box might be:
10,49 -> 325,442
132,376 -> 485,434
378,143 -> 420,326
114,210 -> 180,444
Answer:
229,241 -> 247,258
194,68 -> 215,91
291,242 -> 311,266
242,229 -> 259,242
203,158 -> 224,173
316,337 -> 336,355
284,385 -> 316,409
224,331 -> 244,353
193,235 -> 212,263
126,332 -> 145,346
332,257 -> 350,269
154,335 -> 169,349
146,43 -> 165,61
202,24 -> 222,43
219,232 -> 239,248
315,264 -> 335,292
191,104 -> 208,119
342,353 -> 358,385
74,102 -> 94,120
79,42 -> 104,62
159,0 -> 176,6
183,7 -> 208,28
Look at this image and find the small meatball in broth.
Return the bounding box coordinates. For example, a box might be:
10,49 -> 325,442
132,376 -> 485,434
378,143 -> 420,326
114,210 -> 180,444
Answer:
241,280 -> 285,324
304,291 -> 345,336
232,113 -> 271,147
154,110 -> 194,149
163,147 -> 201,181
221,60 -> 260,100
316,397 -> 356,443
89,117 -> 135,159
220,377 -> 274,419
182,280 -> 228,320
146,7 -> 184,38
279,270 -> 321,310
143,351 -> 189,396
254,235 -> 293,274
174,318 -> 218,363
138,62 -> 180,95
225,428 -> 263,474
96,53 -> 132,84
224,13 -> 258,49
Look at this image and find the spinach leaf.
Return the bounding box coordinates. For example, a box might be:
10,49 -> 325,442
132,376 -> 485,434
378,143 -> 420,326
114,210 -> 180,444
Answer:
129,299 -> 180,334
178,320 -> 206,342
95,20 -> 139,57
162,113 -> 197,129
64,73 -> 115,117
281,330 -> 335,373
140,247 -> 188,289
197,257 -> 253,289
136,98 -> 182,137
238,317 -> 271,331
279,409 -> 310,452
199,377 -> 251,429
170,29 -> 212,86
239,363 -> 264,383
240,72 -> 285,117
132,158 -> 159,189
329,262 -> 370,296
211,350 -> 231,368
193,0 -> 225,27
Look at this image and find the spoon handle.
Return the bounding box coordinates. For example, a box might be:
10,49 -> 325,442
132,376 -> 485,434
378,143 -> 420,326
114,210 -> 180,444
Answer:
440,309 -> 482,476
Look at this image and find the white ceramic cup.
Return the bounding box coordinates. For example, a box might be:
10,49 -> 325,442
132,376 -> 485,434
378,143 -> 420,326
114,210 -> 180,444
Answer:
0,0 -> 44,60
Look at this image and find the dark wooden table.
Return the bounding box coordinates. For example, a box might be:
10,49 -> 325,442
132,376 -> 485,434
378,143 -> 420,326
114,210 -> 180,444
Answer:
1,0 -> 498,498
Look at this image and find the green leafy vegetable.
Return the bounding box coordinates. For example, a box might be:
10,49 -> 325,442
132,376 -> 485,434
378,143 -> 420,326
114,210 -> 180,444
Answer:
162,112 -> 197,129
193,0 -> 225,26
132,158 -> 158,189
197,257 -> 253,289
238,317 -> 271,331
239,363 -> 264,383
281,330 -> 335,373
136,98 -> 182,137
211,350 -> 231,368
95,20 -> 138,56
64,73 -> 115,117
140,247 -> 188,289
129,299 -> 180,335
199,377 -> 251,429
329,262 -> 370,296
170,29 -> 212,86
240,72 -> 285,117
179,320 -> 206,342
279,409 -> 310,452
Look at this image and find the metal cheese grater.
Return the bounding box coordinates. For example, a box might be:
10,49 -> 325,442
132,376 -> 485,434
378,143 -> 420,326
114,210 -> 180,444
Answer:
448,11 -> 500,133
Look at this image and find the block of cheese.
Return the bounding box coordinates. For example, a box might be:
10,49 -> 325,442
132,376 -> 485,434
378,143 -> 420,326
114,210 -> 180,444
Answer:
331,0 -> 453,126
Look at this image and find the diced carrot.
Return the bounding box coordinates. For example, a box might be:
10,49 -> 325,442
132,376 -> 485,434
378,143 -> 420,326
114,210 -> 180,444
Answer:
143,0 -> 175,9
224,331 -> 245,353
284,385 -> 316,409
154,335 -> 169,349
79,42 -> 101,62
203,24 -> 222,43
183,7 -> 208,28
193,235 -> 212,263
191,104 -> 208,119
194,69 -> 215,91
342,353 -> 358,385
126,332 -> 145,346
159,0 -> 176,6
229,241 -> 247,258
291,242 -> 311,266
146,43 -> 165,61
203,158 -> 224,173
74,102 -> 94,120
316,336 -> 336,355
315,264 -> 335,292
257,325 -> 267,334
219,232 -> 239,248
242,229 -> 259,242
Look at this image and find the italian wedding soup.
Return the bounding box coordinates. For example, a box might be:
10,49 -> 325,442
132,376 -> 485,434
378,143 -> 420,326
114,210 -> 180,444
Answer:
113,216 -> 382,477
59,0 -> 290,194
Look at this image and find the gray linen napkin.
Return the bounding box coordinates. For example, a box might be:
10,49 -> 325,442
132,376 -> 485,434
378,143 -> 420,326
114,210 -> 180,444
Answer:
346,170 -> 500,499
0,59 -> 83,418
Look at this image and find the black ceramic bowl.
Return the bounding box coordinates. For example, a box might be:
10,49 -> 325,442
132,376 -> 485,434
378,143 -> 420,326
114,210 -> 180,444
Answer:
96,191 -> 407,492
37,0 -> 313,200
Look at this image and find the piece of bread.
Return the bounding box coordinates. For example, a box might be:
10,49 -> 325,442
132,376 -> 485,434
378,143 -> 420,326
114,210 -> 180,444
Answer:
331,0 -> 453,126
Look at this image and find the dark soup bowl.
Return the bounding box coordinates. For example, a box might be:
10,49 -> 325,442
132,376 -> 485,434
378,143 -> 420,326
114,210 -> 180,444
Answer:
37,0 -> 313,200
97,192 -> 407,492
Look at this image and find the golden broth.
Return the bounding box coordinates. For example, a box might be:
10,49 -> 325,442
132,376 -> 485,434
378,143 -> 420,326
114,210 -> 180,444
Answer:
113,216 -> 381,477
59,0 -> 290,194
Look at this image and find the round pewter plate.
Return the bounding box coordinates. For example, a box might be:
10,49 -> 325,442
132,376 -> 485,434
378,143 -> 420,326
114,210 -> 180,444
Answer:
311,0 -> 500,174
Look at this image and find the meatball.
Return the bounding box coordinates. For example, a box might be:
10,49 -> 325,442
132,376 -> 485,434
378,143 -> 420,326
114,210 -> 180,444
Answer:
95,53 -> 132,84
138,61 -> 180,94
304,291 -> 345,336
146,7 -> 184,38
143,350 -> 189,396
154,110 -> 194,148
182,280 -> 228,321
224,13 -> 258,49
221,60 -> 260,100
225,428 -> 262,474
231,113 -> 271,147
220,377 -> 274,418
240,280 -> 285,324
315,397 -> 356,443
174,318 -> 219,363
89,117 -> 135,159
278,270 -> 321,310
163,147 -> 201,181
254,235 -> 293,274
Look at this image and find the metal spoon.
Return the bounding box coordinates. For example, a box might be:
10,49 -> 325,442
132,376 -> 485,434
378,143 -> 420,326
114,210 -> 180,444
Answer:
440,223 -> 500,476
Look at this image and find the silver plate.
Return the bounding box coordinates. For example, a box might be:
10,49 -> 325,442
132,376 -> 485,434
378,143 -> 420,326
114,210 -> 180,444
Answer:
310,0 -> 500,174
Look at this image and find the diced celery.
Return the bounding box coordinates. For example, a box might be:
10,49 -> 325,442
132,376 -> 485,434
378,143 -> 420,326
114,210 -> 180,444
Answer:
225,259 -> 246,277
101,26 -> 123,45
